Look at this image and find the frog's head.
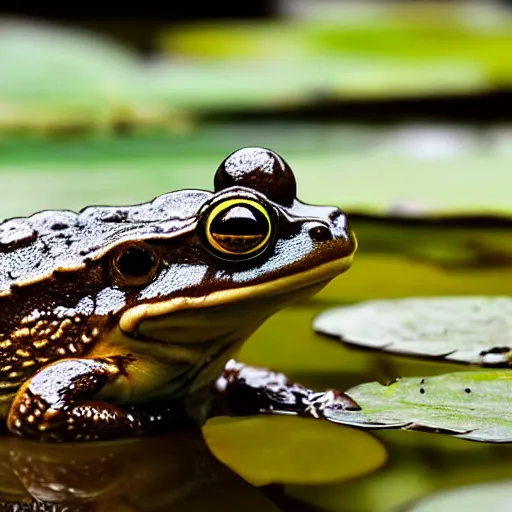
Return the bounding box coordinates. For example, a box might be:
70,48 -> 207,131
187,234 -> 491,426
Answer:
0,147 -> 355,398
115,147 -> 356,389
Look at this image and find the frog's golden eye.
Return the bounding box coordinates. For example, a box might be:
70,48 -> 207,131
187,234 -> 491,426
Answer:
205,199 -> 273,258
110,243 -> 160,288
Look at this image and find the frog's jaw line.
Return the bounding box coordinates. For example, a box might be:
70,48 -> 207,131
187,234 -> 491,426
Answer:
119,254 -> 354,334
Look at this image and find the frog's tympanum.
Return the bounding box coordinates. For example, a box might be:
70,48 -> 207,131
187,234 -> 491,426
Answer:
0,147 -> 356,442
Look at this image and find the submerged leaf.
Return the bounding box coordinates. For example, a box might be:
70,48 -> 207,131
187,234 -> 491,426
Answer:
314,296 -> 512,366
323,371 -> 512,443
202,415 -> 386,486
406,480 -> 512,512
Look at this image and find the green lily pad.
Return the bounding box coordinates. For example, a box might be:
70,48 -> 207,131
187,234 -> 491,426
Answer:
323,371 -> 512,443
4,4 -> 512,134
405,480 -> 512,512
5,123 -> 512,216
314,297 -> 512,366
202,415 -> 386,486
158,4 -> 512,98
0,19 -> 144,132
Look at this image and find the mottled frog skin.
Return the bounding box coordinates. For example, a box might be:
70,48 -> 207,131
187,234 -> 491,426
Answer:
0,147 -> 356,442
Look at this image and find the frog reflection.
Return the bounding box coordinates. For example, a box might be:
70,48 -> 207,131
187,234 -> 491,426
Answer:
0,431 -> 280,512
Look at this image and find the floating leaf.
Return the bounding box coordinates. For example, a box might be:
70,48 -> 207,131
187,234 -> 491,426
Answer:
3,125 -> 512,216
0,19 -> 143,132
158,5 -> 512,97
323,371 -> 512,443
314,297 -> 512,366
405,480 -> 512,512
202,415 -> 386,486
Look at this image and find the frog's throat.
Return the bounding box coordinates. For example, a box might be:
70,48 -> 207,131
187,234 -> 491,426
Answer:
119,254 -> 354,334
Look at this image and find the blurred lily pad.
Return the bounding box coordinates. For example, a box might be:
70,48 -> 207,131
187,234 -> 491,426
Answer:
314,296 -> 512,366
323,370 -> 512,443
202,415 -> 386,486
159,3 -> 512,98
405,480 -> 512,512
3,125 -> 512,215
5,3 -> 512,136
0,19 -> 147,132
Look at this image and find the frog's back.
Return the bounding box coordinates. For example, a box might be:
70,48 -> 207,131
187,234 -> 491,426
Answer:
0,189 -> 212,414
0,189 -> 211,296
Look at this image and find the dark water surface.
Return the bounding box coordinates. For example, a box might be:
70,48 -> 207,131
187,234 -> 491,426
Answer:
0,428 -> 292,512
1,400 -> 512,512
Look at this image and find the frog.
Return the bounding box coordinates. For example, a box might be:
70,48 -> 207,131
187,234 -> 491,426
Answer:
0,146 -> 357,442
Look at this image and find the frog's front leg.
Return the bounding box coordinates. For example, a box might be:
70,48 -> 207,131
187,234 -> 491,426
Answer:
7,358 -> 182,442
216,359 -> 361,419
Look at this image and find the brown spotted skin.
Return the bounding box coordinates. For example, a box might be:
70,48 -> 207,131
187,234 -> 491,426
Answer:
7,357 -> 185,442
0,147 -> 356,442
0,309 -> 101,394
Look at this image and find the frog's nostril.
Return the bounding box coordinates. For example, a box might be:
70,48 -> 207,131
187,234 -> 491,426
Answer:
309,225 -> 333,242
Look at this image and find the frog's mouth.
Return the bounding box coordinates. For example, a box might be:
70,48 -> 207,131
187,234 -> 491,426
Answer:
120,253 -> 354,343
114,254 -> 353,399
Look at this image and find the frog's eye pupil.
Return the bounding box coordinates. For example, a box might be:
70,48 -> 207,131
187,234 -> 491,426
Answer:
117,247 -> 155,277
111,245 -> 159,288
206,201 -> 272,257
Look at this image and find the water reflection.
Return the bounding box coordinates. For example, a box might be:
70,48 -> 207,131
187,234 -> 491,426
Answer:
0,429 -> 280,511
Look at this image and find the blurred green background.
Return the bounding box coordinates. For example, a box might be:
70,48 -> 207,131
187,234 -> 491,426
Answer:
2,2 -> 512,511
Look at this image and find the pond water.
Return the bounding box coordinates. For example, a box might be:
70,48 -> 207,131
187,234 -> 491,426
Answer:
0,428 -> 284,511
1,125 -> 512,511
1,291 -> 511,512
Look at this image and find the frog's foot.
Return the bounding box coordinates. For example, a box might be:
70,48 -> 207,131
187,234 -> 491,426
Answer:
7,358 -> 184,442
215,359 -> 360,419
303,389 -> 360,419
